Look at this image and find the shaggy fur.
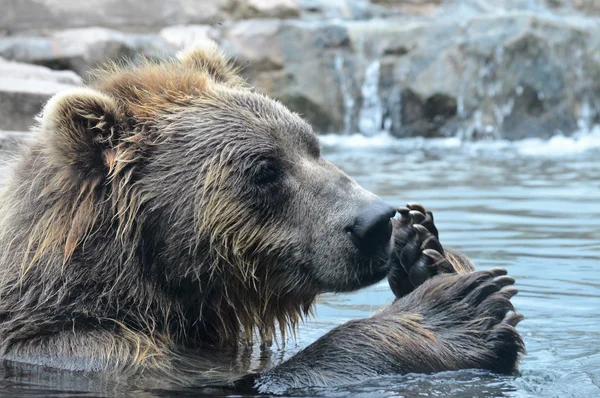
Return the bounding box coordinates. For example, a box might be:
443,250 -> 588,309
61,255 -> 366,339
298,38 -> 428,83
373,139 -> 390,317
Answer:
0,44 -> 523,394
250,269 -> 523,394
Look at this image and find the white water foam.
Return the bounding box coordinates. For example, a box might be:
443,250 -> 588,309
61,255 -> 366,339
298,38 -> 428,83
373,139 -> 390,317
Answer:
319,127 -> 600,157
319,132 -> 400,148
516,126 -> 600,156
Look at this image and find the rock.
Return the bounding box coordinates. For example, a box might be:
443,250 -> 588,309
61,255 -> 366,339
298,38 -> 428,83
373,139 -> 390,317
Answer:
159,25 -> 221,50
0,37 -> 52,65
232,0 -> 301,19
2,0 -> 600,139
298,0 -> 373,20
0,28 -> 173,80
0,0 -> 228,31
544,0 -> 600,16
372,0 -> 442,15
0,59 -> 81,131
222,19 -> 285,71
0,0 -> 303,32
366,13 -> 600,139
47,28 -> 135,78
223,19 -> 353,132
219,12 -> 600,138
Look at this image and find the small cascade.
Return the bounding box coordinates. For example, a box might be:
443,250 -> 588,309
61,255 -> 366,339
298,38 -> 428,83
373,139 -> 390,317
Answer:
357,60 -> 384,136
577,97 -> 594,132
334,55 -> 355,135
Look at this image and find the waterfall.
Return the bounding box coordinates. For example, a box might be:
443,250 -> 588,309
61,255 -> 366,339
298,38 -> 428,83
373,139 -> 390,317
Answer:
358,60 -> 384,136
334,55 -> 355,135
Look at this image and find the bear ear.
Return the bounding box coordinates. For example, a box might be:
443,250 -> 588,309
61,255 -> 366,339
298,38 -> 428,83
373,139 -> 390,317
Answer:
177,41 -> 245,87
40,87 -> 124,176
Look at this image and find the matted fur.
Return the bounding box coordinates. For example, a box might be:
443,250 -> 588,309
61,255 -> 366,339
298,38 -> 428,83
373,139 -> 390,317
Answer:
0,43 -> 523,391
0,46 -> 314,375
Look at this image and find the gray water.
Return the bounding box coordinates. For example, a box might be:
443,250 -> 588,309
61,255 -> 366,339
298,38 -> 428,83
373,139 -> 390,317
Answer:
0,134 -> 598,397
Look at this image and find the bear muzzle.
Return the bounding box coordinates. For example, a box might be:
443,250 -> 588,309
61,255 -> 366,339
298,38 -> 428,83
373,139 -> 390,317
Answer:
345,200 -> 396,255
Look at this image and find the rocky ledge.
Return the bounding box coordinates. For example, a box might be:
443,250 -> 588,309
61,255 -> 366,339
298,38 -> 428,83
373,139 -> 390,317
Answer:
1,0 -> 599,139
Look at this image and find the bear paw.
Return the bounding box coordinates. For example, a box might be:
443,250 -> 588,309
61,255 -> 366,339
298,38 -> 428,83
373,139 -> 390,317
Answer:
388,203 -> 455,298
402,269 -> 525,375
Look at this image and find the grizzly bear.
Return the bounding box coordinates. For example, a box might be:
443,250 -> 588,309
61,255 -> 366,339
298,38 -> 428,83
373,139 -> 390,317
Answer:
0,44 -> 523,394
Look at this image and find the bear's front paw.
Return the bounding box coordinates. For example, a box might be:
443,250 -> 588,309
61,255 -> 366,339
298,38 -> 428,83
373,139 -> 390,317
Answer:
402,269 -> 525,375
388,203 -> 455,298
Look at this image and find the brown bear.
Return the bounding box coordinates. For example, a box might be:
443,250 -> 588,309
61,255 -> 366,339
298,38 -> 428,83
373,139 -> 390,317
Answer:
0,43 -> 523,394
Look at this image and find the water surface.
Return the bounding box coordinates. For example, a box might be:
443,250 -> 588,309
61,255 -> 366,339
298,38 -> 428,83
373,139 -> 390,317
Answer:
311,133 -> 600,398
0,133 -> 598,397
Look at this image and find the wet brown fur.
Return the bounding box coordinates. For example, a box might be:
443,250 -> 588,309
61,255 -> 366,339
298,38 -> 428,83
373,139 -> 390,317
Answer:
445,250 -> 476,274
0,44 -> 523,392
0,47 -> 316,378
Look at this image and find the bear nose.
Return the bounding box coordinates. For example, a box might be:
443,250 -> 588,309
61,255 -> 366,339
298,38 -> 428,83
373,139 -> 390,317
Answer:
347,200 -> 396,252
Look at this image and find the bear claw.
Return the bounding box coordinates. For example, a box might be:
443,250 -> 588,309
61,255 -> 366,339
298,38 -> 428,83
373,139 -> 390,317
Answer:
389,203 -> 453,298
421,248 -> 446,264
487,268 -> 509,277
408,210 -> 426,223
501,286 -> 519,299
396,207 -> 410,217
466,276 -> 515,305
406,202 -> 427,214
503,312 -> 524,326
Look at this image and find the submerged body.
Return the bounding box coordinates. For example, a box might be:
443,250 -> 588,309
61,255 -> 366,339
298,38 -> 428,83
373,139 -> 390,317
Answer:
0,44 -> 523,393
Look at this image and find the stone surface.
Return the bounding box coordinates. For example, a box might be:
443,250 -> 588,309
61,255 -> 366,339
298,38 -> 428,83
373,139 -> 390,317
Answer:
1,0 -> 599,139
0,0 -> 303,31
298,0 -> 376,20
223,19 -> 285,71
0,59 -> 81,131
218,12 -> 600,138
0,0 -> 227,31
0,28 -> 173,79
159,25 -> 220,50
223,19 -> 353,132
233,0 -> 301,19
365,14 -> 600,139
545,0 -> 600,15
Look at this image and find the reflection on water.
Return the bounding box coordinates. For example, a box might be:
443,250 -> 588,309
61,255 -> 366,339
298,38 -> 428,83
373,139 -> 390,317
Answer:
0,135 -> 598,397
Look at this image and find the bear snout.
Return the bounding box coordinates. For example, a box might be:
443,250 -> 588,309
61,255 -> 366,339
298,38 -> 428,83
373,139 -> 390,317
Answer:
345,200 -> 396,254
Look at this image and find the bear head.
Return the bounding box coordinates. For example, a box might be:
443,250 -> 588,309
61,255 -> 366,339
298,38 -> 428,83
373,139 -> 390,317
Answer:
31,43 -> 396,344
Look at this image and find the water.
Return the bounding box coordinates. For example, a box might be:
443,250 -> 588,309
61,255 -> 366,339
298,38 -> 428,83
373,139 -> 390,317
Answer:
334,55 -> 355,135
0,132 -> 598,397
313,132 -> 600,397
357,60 -> 384,136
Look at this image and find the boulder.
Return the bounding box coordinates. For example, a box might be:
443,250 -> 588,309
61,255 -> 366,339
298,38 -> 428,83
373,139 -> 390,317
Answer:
218,13 -> 600,138
159,25 -> 221,50
0,28 -> 173,80
0,0 -> 228,31
232,0 -> 301,19
298,0 -> 375,20
0,59 -> 81,131
223,19 -> 352,133
222,19 -> 285,71
342,13 -> 600,139
0,0 -> 303,32
544,0 -> 600,15
2,0 -> 600,139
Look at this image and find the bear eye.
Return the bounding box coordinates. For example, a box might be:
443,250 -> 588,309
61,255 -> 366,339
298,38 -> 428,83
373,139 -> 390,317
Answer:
252,158 -> 282,185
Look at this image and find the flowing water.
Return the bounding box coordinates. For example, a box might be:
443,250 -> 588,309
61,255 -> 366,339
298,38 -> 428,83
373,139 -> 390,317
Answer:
0,131 -> 598,397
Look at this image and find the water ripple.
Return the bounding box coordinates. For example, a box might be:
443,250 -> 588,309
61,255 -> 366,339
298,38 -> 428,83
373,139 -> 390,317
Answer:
301,137 -> 600,397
